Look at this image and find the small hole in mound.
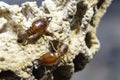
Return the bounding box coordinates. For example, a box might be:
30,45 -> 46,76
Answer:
0,70 -> 21,80
97,0 -> 105,9
53,65 -> 73,80
32,65 -> 45,79
73,53 -> 88,72
85,32 -> 92,48
70,1 -> 87,31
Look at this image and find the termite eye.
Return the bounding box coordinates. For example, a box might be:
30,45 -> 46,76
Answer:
17,38 -> 23,43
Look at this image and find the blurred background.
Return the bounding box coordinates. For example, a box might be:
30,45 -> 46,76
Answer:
0,0 -> 120,80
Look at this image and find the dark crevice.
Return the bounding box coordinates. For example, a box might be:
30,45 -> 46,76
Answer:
73,53 -> 88,72
89,5 -> 97,27
70,1 -> 87,32
44,31 -> 54,36
0,70 -> 21,80
43,7 -> 50,14
97,0 -> 105,9
0,24 -> 7,33
32,65 -> 45,79
85,32 -> 92,48
53,65 -> 73,80
90,0 -> 106,27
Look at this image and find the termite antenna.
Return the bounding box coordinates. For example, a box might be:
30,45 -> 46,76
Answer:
49,41 -> 58,53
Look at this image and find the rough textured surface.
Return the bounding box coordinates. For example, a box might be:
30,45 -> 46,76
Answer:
0,0 -> 112,80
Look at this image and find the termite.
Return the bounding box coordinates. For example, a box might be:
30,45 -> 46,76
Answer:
32,41 -> 68,68
17,17 -> 52,44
